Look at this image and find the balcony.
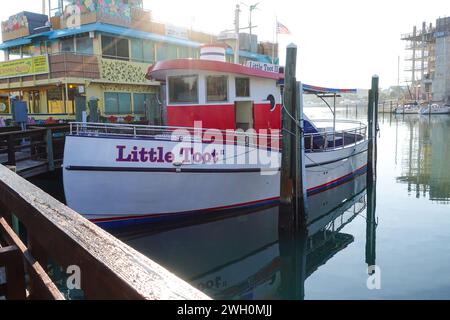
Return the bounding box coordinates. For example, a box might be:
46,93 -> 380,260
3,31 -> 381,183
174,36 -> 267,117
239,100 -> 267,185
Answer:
0,53 -> 100,88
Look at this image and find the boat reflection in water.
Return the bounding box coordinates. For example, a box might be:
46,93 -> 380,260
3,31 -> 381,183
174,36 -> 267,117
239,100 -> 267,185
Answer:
112,173 -> 374,300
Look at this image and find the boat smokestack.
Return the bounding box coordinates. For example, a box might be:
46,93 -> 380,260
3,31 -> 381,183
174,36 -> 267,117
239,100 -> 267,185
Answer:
200,44 -> 227,62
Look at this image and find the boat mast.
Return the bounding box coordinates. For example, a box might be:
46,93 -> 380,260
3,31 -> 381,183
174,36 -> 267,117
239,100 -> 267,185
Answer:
234,4 -> 240,64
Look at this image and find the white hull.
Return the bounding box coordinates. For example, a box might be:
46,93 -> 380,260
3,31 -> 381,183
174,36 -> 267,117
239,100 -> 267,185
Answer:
396,108 -> 420,114
419,106 -> 450,115
63,135 -> 368,226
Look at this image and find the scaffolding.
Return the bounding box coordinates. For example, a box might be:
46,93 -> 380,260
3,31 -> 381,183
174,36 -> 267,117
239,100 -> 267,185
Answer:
401,22 -> 436,102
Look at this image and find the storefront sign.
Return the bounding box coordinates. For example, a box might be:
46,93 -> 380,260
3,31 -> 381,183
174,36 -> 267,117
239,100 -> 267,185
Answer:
0,55 -> 49,79
166,24 -> 189,40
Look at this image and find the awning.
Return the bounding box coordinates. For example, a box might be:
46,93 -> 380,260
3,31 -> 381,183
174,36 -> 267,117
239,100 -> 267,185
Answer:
0,38 -> 32,50
49,22 -> 202,48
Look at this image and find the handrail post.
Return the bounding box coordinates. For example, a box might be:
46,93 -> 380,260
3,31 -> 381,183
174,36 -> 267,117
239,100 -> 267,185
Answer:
46,129 -> 55,172
6,134 -> 16,166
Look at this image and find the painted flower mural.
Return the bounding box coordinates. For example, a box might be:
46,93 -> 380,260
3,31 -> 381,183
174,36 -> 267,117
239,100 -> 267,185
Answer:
1,13 -> 29,33
64,0 -> 143,24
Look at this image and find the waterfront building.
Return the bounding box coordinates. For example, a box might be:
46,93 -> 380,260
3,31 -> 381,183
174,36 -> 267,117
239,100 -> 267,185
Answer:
0,0 -> 276,124
402,17 -> 450,103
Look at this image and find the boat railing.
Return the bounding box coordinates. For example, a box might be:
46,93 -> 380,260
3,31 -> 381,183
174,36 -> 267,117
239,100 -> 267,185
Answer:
69,120 -> 366,151
69,122 -> 282,149
304,119 -> 367,151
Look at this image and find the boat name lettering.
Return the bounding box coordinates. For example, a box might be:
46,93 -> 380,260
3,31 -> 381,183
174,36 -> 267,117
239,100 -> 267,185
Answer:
116,145 -> 219,164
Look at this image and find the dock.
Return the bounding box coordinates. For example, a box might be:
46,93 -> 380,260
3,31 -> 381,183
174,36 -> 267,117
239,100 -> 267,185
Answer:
0,125 -> 69,178
0,163 -> 209,300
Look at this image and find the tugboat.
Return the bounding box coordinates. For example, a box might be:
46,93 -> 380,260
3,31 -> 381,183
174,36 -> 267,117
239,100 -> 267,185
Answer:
63,44 -> 369,228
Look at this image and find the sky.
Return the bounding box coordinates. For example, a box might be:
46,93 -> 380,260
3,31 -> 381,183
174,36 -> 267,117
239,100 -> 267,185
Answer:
1,0 -> 449,89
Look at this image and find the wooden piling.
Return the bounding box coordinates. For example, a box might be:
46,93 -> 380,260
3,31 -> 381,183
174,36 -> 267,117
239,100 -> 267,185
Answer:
366,75 -> 379,271
280,43 -> 307,227
367,76 -> 379,182
280,43 -> 298,208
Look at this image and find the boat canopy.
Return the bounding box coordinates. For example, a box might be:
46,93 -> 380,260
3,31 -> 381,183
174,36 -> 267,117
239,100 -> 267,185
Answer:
302,84 -> 357,94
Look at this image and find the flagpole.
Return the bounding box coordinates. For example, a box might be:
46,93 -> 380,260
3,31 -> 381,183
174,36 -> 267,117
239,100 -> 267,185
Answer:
273,17 -> 278,64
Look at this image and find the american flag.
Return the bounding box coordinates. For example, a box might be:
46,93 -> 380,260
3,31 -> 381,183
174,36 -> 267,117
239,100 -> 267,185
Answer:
277,21 -> 291,35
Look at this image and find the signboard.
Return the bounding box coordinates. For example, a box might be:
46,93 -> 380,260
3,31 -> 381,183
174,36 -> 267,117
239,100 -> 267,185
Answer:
0,55 -> 49,79
166,24 -> 189,40
246,61 -> 280,74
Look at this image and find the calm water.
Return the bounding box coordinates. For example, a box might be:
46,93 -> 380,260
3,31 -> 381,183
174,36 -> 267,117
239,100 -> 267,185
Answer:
33,111 -> 450,300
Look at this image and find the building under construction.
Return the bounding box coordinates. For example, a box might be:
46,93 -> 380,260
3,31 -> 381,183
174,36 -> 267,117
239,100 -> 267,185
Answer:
401,17 -> 450,103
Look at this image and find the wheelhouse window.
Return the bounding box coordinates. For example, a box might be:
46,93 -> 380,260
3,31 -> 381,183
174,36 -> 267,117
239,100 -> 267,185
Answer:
168,75 -> 198,104
207,76 -> 228,102
236,78 -> 250,97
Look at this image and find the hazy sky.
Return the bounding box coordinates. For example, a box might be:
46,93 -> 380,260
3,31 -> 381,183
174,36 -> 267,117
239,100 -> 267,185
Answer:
1,0 -> 449,89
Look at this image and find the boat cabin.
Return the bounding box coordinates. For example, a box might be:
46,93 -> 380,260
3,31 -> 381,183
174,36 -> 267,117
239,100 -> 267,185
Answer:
147,44 -> 283,132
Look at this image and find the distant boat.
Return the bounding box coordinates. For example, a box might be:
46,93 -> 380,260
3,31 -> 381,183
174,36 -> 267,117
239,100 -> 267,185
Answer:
395,103 -> 420,115
419,104 -> 450,115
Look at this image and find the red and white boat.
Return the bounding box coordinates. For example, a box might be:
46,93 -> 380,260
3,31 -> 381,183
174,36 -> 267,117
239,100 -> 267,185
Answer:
63,44 -> 369,228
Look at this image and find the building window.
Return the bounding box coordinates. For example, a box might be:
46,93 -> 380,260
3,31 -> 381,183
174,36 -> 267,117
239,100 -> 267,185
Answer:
133,93 -> 149,114
8,47 -> 21,60
105,92 -> 132,114
47,87 -> 65,114
0,96 -> 9,114
116,38 -> 130,60
168,75 -> 198,104
102,35 -> 129,61
178,46 -> 189,59
207,76 -> 228,102
21,45 -> 33,58
131,39 -> 155,63
28,91 -> 40,114
61,37 -> 75,53
236,78 -> 250,97
157,43 -> 178,60
76,35 -> 93,55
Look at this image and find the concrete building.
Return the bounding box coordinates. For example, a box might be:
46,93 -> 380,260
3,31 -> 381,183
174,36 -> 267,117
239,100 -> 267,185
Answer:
402,17 -> 450,103
0,0 -> 277,123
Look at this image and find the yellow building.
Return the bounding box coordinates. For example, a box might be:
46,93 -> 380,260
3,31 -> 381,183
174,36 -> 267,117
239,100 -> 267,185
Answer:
0,1 -> 276,124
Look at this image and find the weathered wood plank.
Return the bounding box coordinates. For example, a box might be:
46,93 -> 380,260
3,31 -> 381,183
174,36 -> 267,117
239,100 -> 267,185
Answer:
0,245 -> 26,300
0,218 -> 64,300
0,165 -> 209,300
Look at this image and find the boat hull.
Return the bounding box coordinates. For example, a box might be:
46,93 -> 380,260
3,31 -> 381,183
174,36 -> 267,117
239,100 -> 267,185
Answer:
419,107 -> 450,115
63,135 -> 368,227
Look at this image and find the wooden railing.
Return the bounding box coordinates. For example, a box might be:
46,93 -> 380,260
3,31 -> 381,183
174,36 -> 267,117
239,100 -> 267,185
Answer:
0,164 -> 209,300
0,53 -> 100,86
0,125 -> 70,177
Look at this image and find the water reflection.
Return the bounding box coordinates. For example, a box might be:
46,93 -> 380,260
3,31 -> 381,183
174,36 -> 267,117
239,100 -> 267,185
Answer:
113,173 -> 374,300
394,115 -> 450,203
